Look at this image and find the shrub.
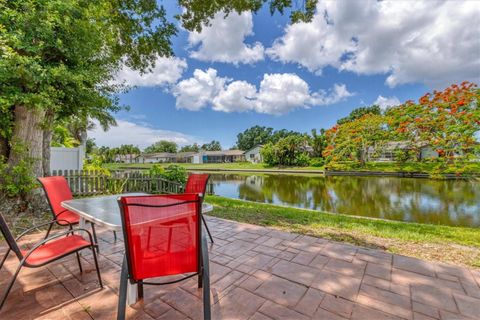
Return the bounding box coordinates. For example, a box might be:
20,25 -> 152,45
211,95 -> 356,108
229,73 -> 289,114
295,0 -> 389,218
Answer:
0,156 -> 37,197
149,164 -> 187,184
309,157 -> 325,167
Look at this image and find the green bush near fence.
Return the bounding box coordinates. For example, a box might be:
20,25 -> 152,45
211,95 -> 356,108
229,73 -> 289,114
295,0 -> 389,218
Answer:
149,164 -> 187,184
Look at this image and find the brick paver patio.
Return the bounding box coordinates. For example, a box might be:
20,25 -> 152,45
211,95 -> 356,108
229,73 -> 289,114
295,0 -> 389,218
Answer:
1,216 -> 480,319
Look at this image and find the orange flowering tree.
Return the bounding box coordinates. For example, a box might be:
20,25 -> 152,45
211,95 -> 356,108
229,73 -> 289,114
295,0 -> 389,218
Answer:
323,113 -> 389,165
387,81 -> 480,162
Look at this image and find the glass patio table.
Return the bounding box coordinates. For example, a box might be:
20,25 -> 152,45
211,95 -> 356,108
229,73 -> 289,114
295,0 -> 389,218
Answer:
61,192 -> 213,304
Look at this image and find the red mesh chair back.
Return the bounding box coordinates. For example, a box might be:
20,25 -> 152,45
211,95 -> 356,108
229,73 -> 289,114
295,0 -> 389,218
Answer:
38,176 -> 74,218
184,174 -> 210,199
118,194 -> 201,281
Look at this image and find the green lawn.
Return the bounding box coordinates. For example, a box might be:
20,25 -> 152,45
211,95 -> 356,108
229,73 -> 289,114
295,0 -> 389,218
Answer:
104,160 -> 480,176
104,162 -> 324,172
205,196 -> 480,268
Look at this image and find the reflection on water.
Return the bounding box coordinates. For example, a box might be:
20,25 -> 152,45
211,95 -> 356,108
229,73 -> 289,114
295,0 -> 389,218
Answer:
208,173 -> 480,228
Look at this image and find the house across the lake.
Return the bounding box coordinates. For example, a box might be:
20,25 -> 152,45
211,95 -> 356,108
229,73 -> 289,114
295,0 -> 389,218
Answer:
245,145 -> 263,163
369,141 -> 439,161
135,150 -> 245,164
114,153 -> 139,163
192,150 -> 245,164
136,152 -> 177,163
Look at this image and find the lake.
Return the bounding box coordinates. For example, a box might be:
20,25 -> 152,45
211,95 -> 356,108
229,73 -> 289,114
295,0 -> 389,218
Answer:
206,172 -> 480,228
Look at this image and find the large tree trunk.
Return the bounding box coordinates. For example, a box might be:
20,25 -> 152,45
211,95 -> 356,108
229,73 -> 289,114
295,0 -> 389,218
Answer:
0,136 -> 8,159
42,109 -> 55,176
7,105 -> 46,177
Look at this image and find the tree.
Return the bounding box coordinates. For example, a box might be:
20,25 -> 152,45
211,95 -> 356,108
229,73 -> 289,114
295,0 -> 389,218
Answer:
85,139 -> 97,155
337,105 -> 382,125
309,128 -> 327,158
261,136 -> 310,166
0,0 -> 176,198
201,140 -> 222,151
387,82 -> 480,162
179,143 -> 200,153
324,114 -> 389,165
0,0 -> 324,201
144,141 -> 178,153
236,126 -> 274,150
270,129 -> 304,143
236,125 -> 303,150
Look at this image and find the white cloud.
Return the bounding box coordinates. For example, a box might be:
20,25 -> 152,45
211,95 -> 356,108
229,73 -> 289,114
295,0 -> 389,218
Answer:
374,95 -> 401,110
212,81 -> 257,112
188,11 -> 264,64
115,56 -> 187,87
255,73 -> 314,115
173,68 -> 352,115
173,68 -> 228,111
88,120 -> 198,149
267,0 -> 480,88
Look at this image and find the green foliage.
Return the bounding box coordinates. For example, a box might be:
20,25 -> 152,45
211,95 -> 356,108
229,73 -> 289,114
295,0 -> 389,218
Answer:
51,125 -> 79,148
309,157 -> 325,167
149,164 -> 165,177
0,156 -> 37,197
149,164 -> 187,184
236,126 -> 274,150
179,143 -> 200,153
309,128 -> 327,157
83,154 -> 110,175
261,135 -> 310,166
337,105 -> 382,125
144,140 -> 178,153
177,0 -> 317,33
236,125 -> 303,151
201,140 -> 222,151
105,178 -> 128,194
85,138 -> 97,154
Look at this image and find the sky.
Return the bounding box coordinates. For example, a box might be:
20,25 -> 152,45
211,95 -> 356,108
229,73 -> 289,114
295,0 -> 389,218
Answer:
90,0 -> 480,149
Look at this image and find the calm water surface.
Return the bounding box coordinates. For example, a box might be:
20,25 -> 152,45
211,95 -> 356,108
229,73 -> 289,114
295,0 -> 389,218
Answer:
206,173 -> 480,228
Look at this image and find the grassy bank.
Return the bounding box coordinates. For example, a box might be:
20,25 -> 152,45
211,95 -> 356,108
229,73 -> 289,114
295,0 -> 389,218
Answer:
105,162 -> 324,172
104,161 -> 480,177
205,196 -> 480,268
327,161 -> 480,176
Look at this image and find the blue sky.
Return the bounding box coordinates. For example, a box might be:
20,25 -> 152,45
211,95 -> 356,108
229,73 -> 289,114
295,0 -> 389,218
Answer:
90,0 -> 480,149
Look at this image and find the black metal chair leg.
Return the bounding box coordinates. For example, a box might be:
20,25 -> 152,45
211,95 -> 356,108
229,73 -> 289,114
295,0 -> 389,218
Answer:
113,231 -> 117,241
0,262 -> 23,311
44,223 -> 53,239
117,256 -> 128,320
76,252 -> 83,273
91,245 -> 103,288
137,280 -> 144,299
201,234 -> 211,320
90,223 -> 99,253
201,215 -> 214,243
0,249 -> 11,270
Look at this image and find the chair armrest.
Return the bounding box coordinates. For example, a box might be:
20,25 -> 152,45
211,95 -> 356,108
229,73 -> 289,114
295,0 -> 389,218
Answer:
20,227 -> 95,263
15,219 -> 73,241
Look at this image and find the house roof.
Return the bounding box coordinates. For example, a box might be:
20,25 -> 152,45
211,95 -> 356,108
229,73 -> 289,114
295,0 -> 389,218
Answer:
139,152 -> 177,158
245,145 -> 264,153
200,149 -> 245,156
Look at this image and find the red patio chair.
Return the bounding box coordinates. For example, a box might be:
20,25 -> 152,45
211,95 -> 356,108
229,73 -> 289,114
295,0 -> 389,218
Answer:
117,194 -> 210,320
0,212 -> 103,310
184,174 -> 214,243
38,176 -> 117,251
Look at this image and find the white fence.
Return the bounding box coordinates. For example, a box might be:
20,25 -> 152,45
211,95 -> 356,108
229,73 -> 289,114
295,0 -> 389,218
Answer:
50,147 -> 84,171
